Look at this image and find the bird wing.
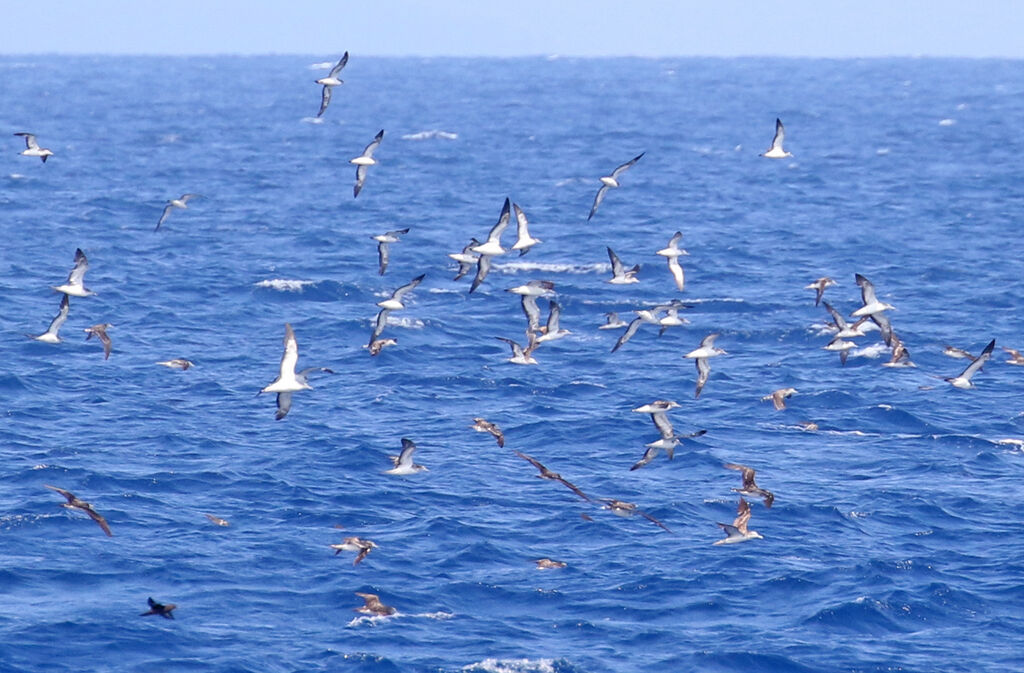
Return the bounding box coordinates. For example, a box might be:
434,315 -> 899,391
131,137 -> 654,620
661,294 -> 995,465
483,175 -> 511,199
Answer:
397,438 -> 417,466
959,339 -> 996,380
630,446 -> 658,471
822,301 -> 848,330
588,185 -> 609,221
611,152 -> 645,178
329,52 -> 350,77
470,254 -> 491,293
155,204 -> 174,230
354,546 -> 371,566
279,324 -> 299,379
700,333 -> 720,348
871,312 -> 893,346
734,498 -> 752,533
361,129 -> 385,159
495,336 -> 525,359
695,358 -> 711,399
607,247 -> 625,276
98,329 -> 112,359
544,300 -> 561,333
611,317 -> 643,353
521,295 -> 541,333
275,392 -> 293,420
667,255 -> 684,291
371,309 -> 391,342
377,241 -> 389,276
15,132 -> 39,150
44,294 -> 70,336
317,85 -> 332,117
83,504 -> 113,536
44,484 -> 75,503
770,118 -> 785,152
67,248 -> 89,286
650,411 -> 674,439
353,164 -> 368,198
486,198 -> 512,243
392,274 -> 425,300
855,273 -> 877,305
513,450 -> 547,474
636,508 -> 671,533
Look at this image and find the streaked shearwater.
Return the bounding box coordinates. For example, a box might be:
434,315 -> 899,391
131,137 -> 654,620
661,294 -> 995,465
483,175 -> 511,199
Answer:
140,597 -> 176,619
805,277 -> 837,306
723,463 -> 774,508
372,228 -> 409,276
656,231 -> 688,291
599,312 -> 628,330
611,309 -> 660,353
275,367 -> 334,420
946,339 -> 995,389
496,332 -> 540,365
600,499 -> 672,533
1003,347 -> 1024,366
607,247 -> 640,284
943,345 -> 976,360
536,300 -> 570,343
377,274 -> 425,311
761,388 -> 796,411
260,324 -> 309,394
14,132 -> 53,162
510,203 -> 541,256
760,118 -> 791,159
823,302 -> 869,338
331,537 -> 378,565
449,238 -> 481,281
315,52 -> 349,117
351,129 -> 384,198
354,592 -> 396,616
205,514 -> 230,526
156,359 -> 195,370
824,336 -> 856,366
588,152 -> 644,221
513,450 -> 591,502
52,248 -> 94,297
155,193 -> 201,231
84,323 -> 113,360
852,273 -> 894,317
535,558 -> 566,569
713,498 -> 763,544
685,333 -> 726,398
384,438 -> 427,475
368,337 -> 398,356
471,198 -> 512,257
29,294 -> 69,343
471,418 -> 505,447
44,484 -> 112,537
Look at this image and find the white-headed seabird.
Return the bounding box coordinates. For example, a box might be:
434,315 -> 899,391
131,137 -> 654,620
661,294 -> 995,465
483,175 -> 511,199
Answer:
155,193 -> 201,231
377,274 -> 425,311
600,499 -> 672,533
29,294 -> 69,343
1003,347 -> 1024,366
156,359 -> 195,370
805,277 -> 837,306
852,273 -> 895,317
470,199 -> 512,293
14,132 -> 53,162
656,231 -> 688,291
685,333 -> 726,398
315,52 -> 349,117
588,152 -> 644,221
599,312 -> 628,330
372,228 -> 409,276
712,498 -> 763,544
449,239 -> 480,281
946,339 -> 995,389
275,367 -> 333,420
496,332 -> 540,365
52,248 -> 94,297
760,118 -> 791,159
824,336 -> 856,366
384,438 -> 428,475
611,309 -> 660,353
607,247 -> 640,284
536,300 -> 570,343
260,324 -> 310,396
351,129 -> 384,198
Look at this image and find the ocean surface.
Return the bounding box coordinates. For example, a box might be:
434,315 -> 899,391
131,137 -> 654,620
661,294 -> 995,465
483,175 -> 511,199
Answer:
1,55 -> 1023,673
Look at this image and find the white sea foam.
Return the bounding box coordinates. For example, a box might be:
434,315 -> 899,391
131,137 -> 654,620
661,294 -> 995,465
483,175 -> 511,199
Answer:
301,117 -> 324,125
309,61 -> 334,70
852,343 -> 888,358
493,261 -> 607,275
402,130 -> 458,140
384,316 -> 425,329
462,658 -> 557,673
939,118 -> 956,126
254,279 -> 317,292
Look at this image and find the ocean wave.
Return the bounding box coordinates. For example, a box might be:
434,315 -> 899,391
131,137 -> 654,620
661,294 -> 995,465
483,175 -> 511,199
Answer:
384,316 -> 425,329
462,659 -> 558,673
402,130 -> 458,140
492,261 -> 607,275
254,279 -> 317,292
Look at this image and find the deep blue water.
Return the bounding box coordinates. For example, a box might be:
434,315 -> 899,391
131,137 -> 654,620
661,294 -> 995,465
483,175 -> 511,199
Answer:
2,56 -> 1024,673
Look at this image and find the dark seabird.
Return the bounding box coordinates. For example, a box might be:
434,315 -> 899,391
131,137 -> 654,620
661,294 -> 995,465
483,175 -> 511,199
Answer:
511,203 -> 541,255
44,485 -> 112,537
713,498 -> 763,545
315,52 -> 349,117
368,337 -> 398,356
805,277 -> 837,306
535,558 -> 566,569
471,418 -> 505,447
685,333 -> 726,399
275,367 -> 334,420
513,450 -> 591,502
882,334 -> 915,368
351,129 -> 384,198
946,339 -> 995,389
84,323 -> 113,360
205,514 -> 230,526
943,345 -> 976,361
723,463 -> 775,508
761,388 -> 797,411
155,193 -> 201,231
29,294 -> 69,343
760,118 -> 792,159
140,597 -> 177,619
53,248 -> 94,297
384,438 -> 427,475
600,499 -> 672,533
606,247 -> 640,284
353,592 -> 396,616
372,228 -> 409,276
331,537 -> 378,565
1003,347 -> 1024,366
14,132 -> 53,162
588,152 -> 644,221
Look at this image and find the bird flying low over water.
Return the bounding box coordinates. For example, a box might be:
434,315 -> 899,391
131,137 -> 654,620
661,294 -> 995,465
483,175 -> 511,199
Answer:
496,333 -> 540,365
852,273 -> 894,317
723,463 -> 775,507
52,248 -> 94,297
275,367 -> 333,420
760,118 -> 791,159
610,309 -> 659,353
140,597 -> 177,619
588,152 -> 644,221
1003,347 -> 1024,365
384,438 -> 428,475
762,387 -> 797,411
469,199 -> 513,292
351,129 -> 384,197
372,228 -> 409,276
377,274 -> 425,311
315,52 -> 349,117
331,537 -> 378,565
805,277 -> 837,306
656,231 -> 688,291
513,450 -> 591,502
84,323 -> 113,360
600,499 -> 672,533
155,194 -> 201,231
685,333 -> 726,398
259,324 -> 315,410
448,238 -> 480,281
599,312 -> 628,330
946,339 -> 995,389
44,485 -> 112,537
536,300 -> 570,343
14,132 -> 53,162
510,203 -> 541,255
713,498 -> 763,545
156,359 -> 195,370
471,418 -> 505,447
607,247 -> 640,284
353,593 -> 396,616
29,294 -> 69,343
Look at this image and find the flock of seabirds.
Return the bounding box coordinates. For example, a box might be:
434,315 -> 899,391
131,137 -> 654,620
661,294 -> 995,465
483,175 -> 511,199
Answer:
14,52 -> 1024,621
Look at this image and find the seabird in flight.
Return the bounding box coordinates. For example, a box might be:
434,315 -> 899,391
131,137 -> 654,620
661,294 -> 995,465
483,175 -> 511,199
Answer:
351,129 -> 384,198
760,118 -> 792,159
331,536 -> 378,566
44,484 -> 112,536
510,203 -> 541,256
656,231 -> 688,291
607,247 -> 640,284
946,339 -> 995,389
353,592 -> 396,616
14,132 -> 53,162
384,438 -> 428,475
761,388 -> 797,411
52,248 -> 94,297
372,228 -> 409,276
723,463 -> 775,507
140,597 -> 177,619
377,274 -> 425,311
448,238 -> 480,281
588,152 -> 644,221
496,332 -> 540,365
712,498 -> 763,544
805,277 -> 837,306
513,450 -> 591,502
471,417 -> 505,447
84,323 -> 113,360
685,333 -> 726,398
274,367 -> 333,420
315,52 -> 349,117
29,294 -> 69,343
852,273 -> 895,317
155,193 -> 201,231
600,499 -> 672,533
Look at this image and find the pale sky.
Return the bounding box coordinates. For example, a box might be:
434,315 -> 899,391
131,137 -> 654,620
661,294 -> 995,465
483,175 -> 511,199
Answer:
2,0 -> 1022,57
